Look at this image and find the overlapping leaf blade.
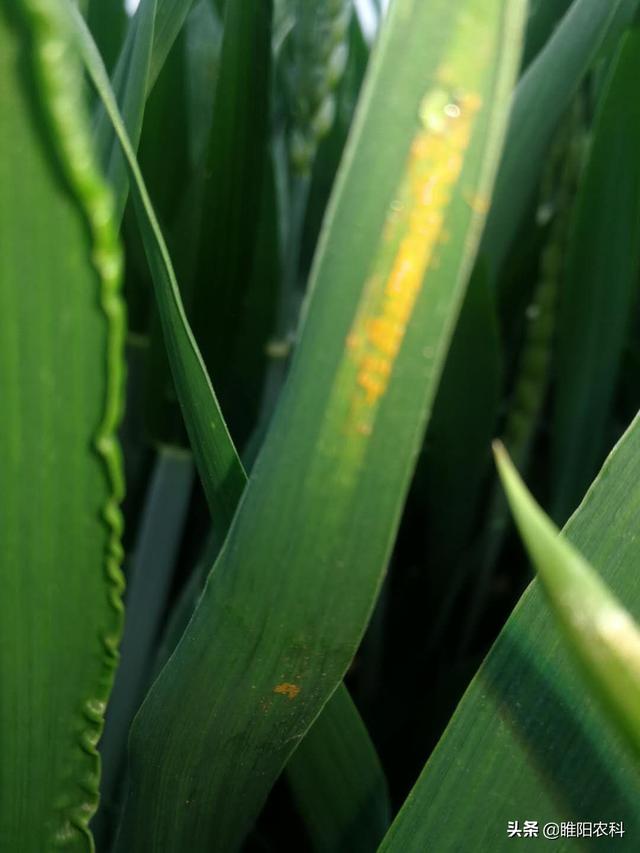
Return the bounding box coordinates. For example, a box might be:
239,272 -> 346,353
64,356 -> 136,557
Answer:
521,0 -> 572,70
495,442 -> 640,759
378,422 -> 640,851
110,0 -> 196,98
287,686 -> 391,853
552,30 -> 640,521
87,0 -> 126,70
68,8 -> 390,848
482,0 -> 638,278
94,0 -> 157,222
422,264 -> 501,596
0,1 -> 125,847
188,0 -> 274,446
112,0 -> 526,848
70,2 -> 246,533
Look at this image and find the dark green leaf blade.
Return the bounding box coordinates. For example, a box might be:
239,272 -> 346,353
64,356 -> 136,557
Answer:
97,448 -> 194,828
110,0 -> 196,103
94,0 -> 157,222
521,0 -> 572,71
188,0 -> 274,446
68,2 -> 247,532
287,687 -> 391,853
494,442 -> 640,759
422,263 -> 501,588
378,417 -> 640,852
0,1 -> 125,847
551,30 -> 640,521
482,0 -> 638,277
87,0 -> 126,70
147,0 -> 196,87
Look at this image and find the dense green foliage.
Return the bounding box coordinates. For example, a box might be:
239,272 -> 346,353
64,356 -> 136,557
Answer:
1,0 -> 640,851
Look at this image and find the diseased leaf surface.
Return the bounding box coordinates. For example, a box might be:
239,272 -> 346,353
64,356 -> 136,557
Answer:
115,0 -> 526,849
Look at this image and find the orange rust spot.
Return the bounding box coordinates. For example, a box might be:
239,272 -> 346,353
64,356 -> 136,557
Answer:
367,317 -> 403,358
361,354 -> 392,378
344,88 -> 482,434
358,370 -> 386,404
273,682 -> 300,700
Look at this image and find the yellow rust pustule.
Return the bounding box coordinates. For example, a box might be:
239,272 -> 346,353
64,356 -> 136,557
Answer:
273,682 -> 301,700
345,84 -> 481,435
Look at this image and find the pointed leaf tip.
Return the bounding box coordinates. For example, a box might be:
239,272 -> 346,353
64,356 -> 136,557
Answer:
494,443 -> 640,762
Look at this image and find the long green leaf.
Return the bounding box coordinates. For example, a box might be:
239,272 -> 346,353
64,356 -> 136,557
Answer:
481,0 -> 638,277
114,1 -> 526,849
68,8 -> 390,849
111,0 -> 195,102
68,3 -> 246,532
147,0 -> 196,87
98,448 -> 194,827
378,420 -> 640,851
521,0 -> 572,70
188,0 -> 274,446
92,0 -> 195,227
286,686 -> 391,853
94,0 -> 157,221
552,30 -> 640,521
0,0 -> 125,847
140,16 -> 202,446
495,442 -> 640,759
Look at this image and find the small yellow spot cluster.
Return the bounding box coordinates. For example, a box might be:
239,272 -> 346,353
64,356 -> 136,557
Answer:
349,90 -> 481,430
273,682 -> 300,700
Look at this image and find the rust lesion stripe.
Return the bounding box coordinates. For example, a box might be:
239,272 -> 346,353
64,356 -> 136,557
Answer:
345,84 -> 482,436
